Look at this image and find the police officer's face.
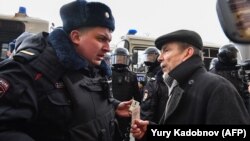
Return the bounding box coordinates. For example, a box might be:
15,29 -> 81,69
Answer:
116,55 -> 127,64
146,53 -> 158,62
157,42 -> 190,74
71,27 -> 112,66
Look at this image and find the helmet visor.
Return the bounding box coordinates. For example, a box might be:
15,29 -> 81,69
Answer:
143,53 -> 158,63
111,54 -> 130,66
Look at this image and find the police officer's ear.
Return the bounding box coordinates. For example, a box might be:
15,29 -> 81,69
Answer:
69,29 -> 82,46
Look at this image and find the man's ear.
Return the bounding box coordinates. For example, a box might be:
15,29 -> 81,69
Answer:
182,47 -> 194,62
69,30 -> 81,45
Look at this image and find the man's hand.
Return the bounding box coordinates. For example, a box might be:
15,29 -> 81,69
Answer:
131,119 -> 149,139
248,82 -> 250,93
115,99 -> 132,117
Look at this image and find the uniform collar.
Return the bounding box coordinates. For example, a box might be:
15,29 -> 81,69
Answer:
48,28 -> 89,70
29,45 -> 65,82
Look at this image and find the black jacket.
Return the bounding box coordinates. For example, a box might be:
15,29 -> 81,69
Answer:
210,61 -> 242,95
145,65 -> 161,84
0,29 -> 120,141
162,56 -> 250,124
112,67 -> 141,102
111,67 -> 140,141
210,62 -> 250,113
140,70 -> 168,123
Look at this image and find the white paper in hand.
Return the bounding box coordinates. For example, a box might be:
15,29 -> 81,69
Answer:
131,105 -> 140,125
129,99 -> 140,125
129,99 -> 140,112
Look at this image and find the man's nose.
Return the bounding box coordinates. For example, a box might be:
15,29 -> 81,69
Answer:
103,43 -> 111,52
157,53 -> 163,62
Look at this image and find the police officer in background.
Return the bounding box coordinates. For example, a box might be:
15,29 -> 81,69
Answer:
111,47 -> 141,141
140,47 -> 168,123
210,44 -> 250,113
210,44 -> 241,92
0,0 -> 132,141
143,47 -> 161,83
5,32 -> 34,59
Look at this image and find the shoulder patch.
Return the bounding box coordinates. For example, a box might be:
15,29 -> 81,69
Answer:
0,78 -> 10,98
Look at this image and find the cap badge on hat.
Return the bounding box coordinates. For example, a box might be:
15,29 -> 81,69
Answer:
105,12 -> 109,18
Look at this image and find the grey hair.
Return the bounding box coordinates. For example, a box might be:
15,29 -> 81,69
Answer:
176,41 -> 203,59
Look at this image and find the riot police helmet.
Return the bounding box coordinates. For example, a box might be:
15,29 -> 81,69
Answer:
217,44 -> 239,65
143,47 -> 160,66
111,47 -> 130,67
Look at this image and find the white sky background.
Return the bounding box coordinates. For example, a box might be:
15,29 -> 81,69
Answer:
0,0 -> 230,46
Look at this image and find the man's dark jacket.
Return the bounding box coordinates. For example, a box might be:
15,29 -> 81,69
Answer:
0,28 -> 120,141
162,56 -> 250,124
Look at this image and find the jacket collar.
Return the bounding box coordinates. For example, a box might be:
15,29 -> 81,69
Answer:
48,28 -> 89,70
161,56 -> 205,123
30,45 -> 65,82
15,32 -> 65,82
168,55 -> 205,87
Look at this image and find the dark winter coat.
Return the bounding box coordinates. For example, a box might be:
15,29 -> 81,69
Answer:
210,61 -> 242,95
140,70 -> 168,123
210,61 -> 250,114
112,67 -> 141,102
144,65 -> 161,83
161,56 -> 250,124
0,28 -> 120,141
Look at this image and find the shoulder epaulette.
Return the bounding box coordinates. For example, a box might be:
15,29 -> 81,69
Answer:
13,48 -> 40,63
149,77 -> 156,81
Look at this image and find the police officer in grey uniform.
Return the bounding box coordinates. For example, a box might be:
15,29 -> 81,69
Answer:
0,1 -> 132,141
